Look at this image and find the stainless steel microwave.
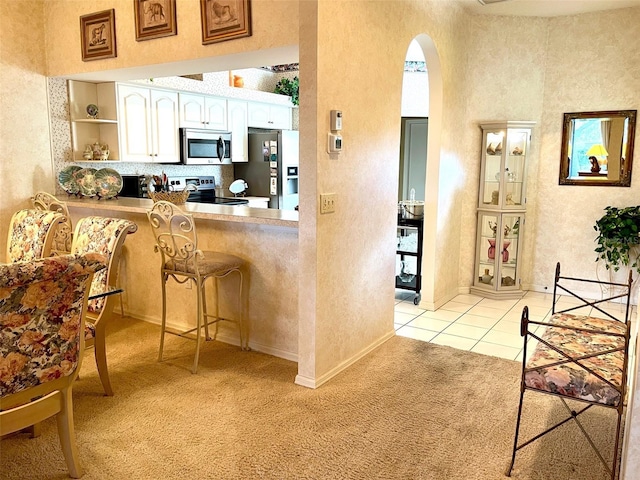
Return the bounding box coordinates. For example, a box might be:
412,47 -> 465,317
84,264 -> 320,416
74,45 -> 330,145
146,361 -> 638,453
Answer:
180,128 -> 232,165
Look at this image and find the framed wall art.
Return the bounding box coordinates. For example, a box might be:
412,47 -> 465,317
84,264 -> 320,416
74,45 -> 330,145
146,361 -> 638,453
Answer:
80,9 -> 117,61
200,0 -> 252,45
134,0 -> 177,41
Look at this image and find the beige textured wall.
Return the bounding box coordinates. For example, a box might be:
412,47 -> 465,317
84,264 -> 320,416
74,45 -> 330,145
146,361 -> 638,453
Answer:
44,0 -> 299,77
0,0 -> 55,252
530,7 -> 640,291
457,15 -> 548,293
297,0 -> 472,383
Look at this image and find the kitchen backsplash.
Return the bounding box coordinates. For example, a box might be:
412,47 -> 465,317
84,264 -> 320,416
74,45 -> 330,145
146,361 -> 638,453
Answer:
48,68 -> 299,197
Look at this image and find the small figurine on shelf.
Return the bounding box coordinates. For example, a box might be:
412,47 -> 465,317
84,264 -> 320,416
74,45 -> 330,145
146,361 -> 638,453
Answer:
100,144 -> 109,160
92,142 -> 102,160
83,144 -> 93,160
589,156 -> 601,173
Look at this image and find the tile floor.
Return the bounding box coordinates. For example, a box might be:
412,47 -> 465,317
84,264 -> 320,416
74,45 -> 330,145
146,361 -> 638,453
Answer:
394,289 -> 636,362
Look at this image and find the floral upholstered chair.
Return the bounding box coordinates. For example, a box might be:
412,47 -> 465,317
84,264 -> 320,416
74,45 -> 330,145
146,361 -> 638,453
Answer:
6,208 -> 67,263
71,216 -> 137,396
32,191 -> 74,255
0,254 -> 105,478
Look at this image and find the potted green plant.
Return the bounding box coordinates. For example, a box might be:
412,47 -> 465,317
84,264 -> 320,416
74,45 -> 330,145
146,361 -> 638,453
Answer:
274,76 -> 299,106
593,205 -> 640,274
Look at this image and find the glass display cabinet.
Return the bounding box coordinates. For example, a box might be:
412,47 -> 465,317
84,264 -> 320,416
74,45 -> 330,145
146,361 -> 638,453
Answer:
471,121 -> 534,299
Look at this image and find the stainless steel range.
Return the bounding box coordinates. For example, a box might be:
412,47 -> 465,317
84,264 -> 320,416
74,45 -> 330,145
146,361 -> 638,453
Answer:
168,176 -> 249,206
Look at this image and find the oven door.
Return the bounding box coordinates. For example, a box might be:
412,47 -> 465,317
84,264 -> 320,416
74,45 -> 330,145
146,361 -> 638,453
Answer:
180,128 -> 232,165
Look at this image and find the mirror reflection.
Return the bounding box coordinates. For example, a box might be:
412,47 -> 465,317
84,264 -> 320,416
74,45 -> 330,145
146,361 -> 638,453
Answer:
559,110 -> 636,187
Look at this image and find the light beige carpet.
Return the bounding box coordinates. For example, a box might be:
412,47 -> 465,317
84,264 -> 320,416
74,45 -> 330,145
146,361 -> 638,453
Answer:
1,316 -> 619,479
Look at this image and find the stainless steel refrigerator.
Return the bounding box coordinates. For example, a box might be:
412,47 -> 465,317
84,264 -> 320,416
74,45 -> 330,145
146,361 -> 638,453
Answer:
233,130 -> 299,209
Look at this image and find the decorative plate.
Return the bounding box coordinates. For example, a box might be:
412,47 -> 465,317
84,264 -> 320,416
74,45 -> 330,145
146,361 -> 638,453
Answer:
86,104 -> 99,119
58,165 -> 82,194
95,168 -> 123,199
75,168 -> 98,197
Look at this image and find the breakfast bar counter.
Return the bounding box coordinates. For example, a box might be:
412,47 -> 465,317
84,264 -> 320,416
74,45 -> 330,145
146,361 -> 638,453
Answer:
65,196 -> 300,362
63,196 -> 299,228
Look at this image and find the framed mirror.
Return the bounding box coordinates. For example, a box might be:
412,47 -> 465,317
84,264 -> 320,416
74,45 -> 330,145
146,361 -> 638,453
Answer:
559,110 -> 636,186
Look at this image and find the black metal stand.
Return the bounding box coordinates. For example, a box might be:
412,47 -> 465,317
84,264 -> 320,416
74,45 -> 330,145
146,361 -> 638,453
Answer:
395,215 -> 423,305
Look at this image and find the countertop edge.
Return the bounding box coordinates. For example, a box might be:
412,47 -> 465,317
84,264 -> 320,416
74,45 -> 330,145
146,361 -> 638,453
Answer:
64,197 -> 299,228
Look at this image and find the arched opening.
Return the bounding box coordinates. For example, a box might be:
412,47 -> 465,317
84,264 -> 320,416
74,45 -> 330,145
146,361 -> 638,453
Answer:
396,34 -> 443,311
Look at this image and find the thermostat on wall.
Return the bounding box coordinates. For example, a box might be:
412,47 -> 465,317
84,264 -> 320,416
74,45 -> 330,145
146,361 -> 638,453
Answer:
328,133 -> 342,154
330,110 -> 342,131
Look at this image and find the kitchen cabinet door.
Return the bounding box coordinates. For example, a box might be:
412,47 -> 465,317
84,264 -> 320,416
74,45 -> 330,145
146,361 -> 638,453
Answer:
179,93 -> 227,130
247,102 -> 292,130
227,100 -> 248,163
118,84 -> 153,162
150,89 -> 179,163
118,84 -> 180,163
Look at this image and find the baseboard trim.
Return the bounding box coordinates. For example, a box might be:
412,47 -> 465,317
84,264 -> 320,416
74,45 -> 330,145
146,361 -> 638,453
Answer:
294,330 -> 396,389
123,311 -> 299,362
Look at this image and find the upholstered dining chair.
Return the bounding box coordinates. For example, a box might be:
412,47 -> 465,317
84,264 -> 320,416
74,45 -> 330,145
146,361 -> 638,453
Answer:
6,208 -> 67,263
0,254 -> 105,478
147,201 -> 248,374
31,191 -> 74,255
71,216 -> 138,396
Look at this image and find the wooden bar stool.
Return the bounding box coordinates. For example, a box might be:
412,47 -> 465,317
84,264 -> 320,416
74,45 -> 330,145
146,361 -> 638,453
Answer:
147,201 -> 248,374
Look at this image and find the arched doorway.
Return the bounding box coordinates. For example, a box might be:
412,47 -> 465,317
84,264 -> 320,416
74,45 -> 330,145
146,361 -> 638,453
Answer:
397,34 -> 443,310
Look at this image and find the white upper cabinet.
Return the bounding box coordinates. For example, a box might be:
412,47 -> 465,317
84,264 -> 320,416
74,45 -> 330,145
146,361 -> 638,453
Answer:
117,84 -> 180,163
248,102 -> 292,130
227,100 -> 248,163
179,93 -> 227,131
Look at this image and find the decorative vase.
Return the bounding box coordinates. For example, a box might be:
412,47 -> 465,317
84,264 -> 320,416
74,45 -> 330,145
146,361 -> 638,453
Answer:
488,239 -> 511,262
488,239 -> 496,259
481,268 -> 493,284
502,241 -> 511,262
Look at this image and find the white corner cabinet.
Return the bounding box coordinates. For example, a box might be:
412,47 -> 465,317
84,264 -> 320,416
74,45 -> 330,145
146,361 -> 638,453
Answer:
470,121 -> 534,299
68,81 -> 292,164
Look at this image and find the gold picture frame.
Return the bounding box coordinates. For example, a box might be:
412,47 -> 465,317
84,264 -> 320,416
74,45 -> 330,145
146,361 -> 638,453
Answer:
134,0 -> 177,41
200,0 -> 251,45
80,9 -> 117,61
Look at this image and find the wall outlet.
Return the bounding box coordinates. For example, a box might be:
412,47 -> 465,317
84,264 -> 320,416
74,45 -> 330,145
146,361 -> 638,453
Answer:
320,193 -> 336,214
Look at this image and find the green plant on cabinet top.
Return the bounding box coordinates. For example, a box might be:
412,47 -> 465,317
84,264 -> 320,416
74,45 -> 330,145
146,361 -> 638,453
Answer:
594,205 -> 640,274
274,77 -> 299,106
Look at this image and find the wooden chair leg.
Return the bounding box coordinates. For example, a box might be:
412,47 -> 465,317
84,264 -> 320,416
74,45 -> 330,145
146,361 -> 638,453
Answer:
27,422 -> 42,438
93,333 -> 113,396
56,388 -> 83,479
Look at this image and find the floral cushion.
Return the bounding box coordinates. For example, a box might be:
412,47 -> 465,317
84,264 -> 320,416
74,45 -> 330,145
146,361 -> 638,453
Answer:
524,313 -> 627,407
7,209 -> 62,263
0,254 -> 104,397
72,217 -> 136,314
